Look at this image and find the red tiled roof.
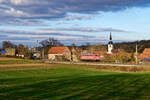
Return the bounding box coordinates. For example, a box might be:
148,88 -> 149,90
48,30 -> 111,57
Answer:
143,48 -> 150,53
112,49 -> 120,53
48,46 -> 68,54
138,48 -> 150,59
92,51 -> 106,55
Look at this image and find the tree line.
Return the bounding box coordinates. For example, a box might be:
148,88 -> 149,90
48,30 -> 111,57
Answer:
114,40 -> 150,53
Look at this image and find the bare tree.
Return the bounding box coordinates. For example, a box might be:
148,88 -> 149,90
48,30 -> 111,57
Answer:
17,44 -> 26,55
2,41 -> 16,49
39,38 -> 64,56
17,44 -> 31,58
39,38 -> 63,47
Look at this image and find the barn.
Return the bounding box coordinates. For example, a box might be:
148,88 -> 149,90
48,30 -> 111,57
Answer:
139,48 -> 150,63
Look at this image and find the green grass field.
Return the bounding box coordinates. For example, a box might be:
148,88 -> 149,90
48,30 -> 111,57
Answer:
1,59 -> 150,99
0,58 -> 41,65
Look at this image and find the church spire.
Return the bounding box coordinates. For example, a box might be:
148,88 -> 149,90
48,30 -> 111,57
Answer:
108,32 -> 113,44
110,32 -> 112,41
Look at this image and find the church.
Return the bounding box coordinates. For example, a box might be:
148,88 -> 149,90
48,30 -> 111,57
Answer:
107,33 -> 114,54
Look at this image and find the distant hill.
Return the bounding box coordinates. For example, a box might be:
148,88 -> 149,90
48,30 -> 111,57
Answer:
78,40 -> 150,53
114,40 -> 150,53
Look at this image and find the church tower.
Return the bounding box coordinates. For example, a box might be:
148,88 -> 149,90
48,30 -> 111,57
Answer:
107,32 -> 113,54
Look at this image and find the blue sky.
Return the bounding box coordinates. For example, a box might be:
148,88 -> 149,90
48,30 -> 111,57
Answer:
0,0 -> 150,47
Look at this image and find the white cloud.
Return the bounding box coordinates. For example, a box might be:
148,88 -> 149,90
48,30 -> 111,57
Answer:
0,0 -> 4,3
44,27 -> 132,33
4,8 -> 29,17
10,0 -> 31,5
63,13 -> 96,21
37,30 -> 56,33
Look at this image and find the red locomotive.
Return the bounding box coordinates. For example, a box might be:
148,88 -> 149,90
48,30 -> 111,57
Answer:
80,54 -> 100,61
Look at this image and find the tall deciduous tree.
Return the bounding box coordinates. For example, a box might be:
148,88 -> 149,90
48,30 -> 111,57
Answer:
114,49 -> 130,63
17,44 -> 26,55
2,41 -> 16,49
17,44 -> 31,58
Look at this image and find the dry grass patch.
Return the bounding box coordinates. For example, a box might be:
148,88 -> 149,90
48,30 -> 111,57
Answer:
0,57 -> 21,61
0,64 -> 46,68
0,64 -> 57,71
94,65 -> 150,72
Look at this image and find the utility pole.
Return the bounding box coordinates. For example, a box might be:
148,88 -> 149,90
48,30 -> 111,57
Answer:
36,40 -> 38,52
42,47 -> 45,59
135,42 -> 138,64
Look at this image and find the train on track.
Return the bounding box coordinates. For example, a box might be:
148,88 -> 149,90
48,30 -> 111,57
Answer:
80,54 -> 100,61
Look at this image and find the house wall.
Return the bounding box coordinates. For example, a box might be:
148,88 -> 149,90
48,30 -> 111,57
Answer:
63,48 -> 71,61
71,47 -> 79,61
5,48 -> 16,56
107,44 -> 113,54
48,54 -> 63,60
48,48 -> 71,61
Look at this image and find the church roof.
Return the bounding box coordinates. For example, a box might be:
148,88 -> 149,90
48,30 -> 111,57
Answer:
108,41 -> 113,44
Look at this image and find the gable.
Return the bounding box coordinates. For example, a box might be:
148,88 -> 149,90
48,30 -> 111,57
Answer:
48,46 -> 69,54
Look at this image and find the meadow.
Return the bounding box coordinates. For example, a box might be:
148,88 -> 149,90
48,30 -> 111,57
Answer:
0,57 -> 150,99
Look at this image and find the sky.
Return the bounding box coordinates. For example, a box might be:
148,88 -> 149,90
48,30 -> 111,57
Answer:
0,0 -> 150,47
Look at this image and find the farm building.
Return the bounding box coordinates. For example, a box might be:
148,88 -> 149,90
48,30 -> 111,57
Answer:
48,46 -> 71,61
5,48 -> 16,56
138,48 -> 150,61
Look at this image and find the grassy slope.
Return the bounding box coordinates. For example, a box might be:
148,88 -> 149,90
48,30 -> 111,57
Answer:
0,58 -> 150,100
0,63 -> 150,100
0,59 -> 41,64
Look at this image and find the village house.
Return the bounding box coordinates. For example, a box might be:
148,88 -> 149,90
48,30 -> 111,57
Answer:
5,48 -> 16,56
48,46 -> 71,61
138,48 -> 150,62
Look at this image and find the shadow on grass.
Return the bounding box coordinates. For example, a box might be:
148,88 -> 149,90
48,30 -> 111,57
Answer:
1,73 -> 150,100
